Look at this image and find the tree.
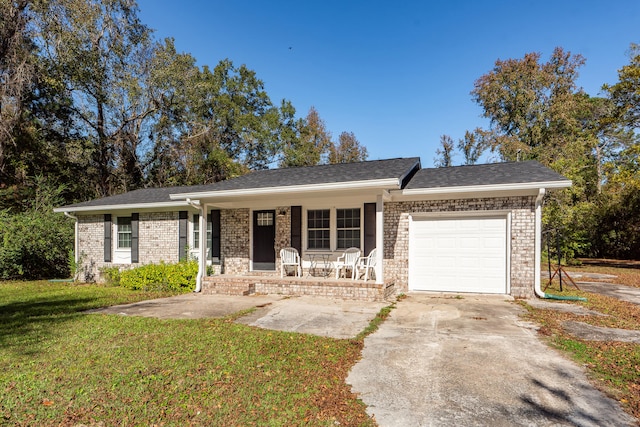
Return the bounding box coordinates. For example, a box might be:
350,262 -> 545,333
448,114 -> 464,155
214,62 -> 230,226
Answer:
457,128 -> 488,165
434,135 -> 455,167
328,131 -> 368,164
146,42 -> 285,185
605,44 -> 640,129
280,106 -> 332,167
34,0 -> 160,197
471,47 -> 586,163
0,0 -> 34,181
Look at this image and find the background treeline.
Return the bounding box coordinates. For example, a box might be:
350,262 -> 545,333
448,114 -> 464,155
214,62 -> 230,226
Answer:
0,0 -> 366,279
0,0 -> 366,209
435,46 -> 640,261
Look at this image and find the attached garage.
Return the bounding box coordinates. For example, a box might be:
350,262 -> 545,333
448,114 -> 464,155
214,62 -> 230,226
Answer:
408,214 -> 508,294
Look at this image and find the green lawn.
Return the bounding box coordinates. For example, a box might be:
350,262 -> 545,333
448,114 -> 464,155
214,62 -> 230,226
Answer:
0,281 -> 376,426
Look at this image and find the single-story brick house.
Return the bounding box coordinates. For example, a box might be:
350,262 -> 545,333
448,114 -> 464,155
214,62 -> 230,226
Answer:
54,157 -> 570,299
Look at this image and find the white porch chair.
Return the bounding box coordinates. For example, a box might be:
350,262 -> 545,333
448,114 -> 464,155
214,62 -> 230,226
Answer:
280,247 -> 302,277
335,247 -> 361,279
356,248 -> 377,281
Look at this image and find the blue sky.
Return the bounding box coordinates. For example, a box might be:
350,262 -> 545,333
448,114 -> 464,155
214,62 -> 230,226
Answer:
137,0 -> 639,167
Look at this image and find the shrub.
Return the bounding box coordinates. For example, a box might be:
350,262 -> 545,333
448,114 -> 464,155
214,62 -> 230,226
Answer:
0,208 -> 73,280
117,261 -> 198,292
0,178 -> 74,280
100,266 -> 123,286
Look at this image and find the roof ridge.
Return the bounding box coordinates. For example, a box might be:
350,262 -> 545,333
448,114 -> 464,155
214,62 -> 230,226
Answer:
422,160 -> 538,170
251,156 -> 421,173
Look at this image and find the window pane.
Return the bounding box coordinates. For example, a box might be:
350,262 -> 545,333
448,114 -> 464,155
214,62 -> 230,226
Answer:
117,217 -> 132,249
193,214 -> 200,248
307,209 -> 330,250
257,212 -> 274,226
336,208 -> 360,249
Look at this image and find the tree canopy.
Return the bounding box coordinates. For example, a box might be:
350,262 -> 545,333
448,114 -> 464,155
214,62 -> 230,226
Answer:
0,0 -> 369,209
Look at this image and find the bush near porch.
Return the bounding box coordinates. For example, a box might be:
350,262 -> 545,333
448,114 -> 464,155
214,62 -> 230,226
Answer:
101,260 -> 199,292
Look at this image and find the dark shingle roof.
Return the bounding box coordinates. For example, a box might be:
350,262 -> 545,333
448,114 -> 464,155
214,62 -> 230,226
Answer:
58,186 -> 201,209
180,157 -> 421,194
59,157 -> 421,209
57,159 -> 569,211
405,160 -> 569,190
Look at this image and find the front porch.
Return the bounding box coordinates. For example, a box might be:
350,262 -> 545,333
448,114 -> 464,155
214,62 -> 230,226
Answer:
202,274 -> 395,302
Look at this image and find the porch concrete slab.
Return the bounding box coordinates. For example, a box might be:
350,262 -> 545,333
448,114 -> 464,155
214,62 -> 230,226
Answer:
347,293 -> 635,427
86,293 -> 285,319
235,295 -> 388,339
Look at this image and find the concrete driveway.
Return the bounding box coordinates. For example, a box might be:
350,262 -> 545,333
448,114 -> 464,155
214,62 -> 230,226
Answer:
347,293 -> 635,427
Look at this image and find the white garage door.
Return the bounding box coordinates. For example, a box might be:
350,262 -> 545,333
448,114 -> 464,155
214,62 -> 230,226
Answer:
408,215 -> 508,293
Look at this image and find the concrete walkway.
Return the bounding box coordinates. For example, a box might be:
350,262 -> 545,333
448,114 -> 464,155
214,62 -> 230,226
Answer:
87,293 -> 387,339
347,293 -> 635,427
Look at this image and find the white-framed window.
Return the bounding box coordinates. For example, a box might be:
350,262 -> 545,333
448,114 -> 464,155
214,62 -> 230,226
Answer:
337,208 -> 361,249
117,217 -> 132,249
306,208 -> 361,251
307,209 -> 330,250
192,214 -> 212,251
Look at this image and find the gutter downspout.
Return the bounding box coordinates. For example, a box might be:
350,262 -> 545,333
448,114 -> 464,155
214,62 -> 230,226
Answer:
534,189 -> 546,298
64,212 -> 79,281
186,198 -> 205,293
534,189 -> 587,301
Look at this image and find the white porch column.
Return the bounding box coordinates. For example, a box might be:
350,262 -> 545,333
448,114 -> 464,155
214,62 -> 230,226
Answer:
189,200 -> 206,292
375,194 -> 384,284
199,204 -> 207,275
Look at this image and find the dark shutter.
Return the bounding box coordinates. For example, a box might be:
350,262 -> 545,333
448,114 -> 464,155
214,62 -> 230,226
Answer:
104,214 -> 112,262
131,213 -> 139,263
291,206 -> 302,253
210,209 -> 221,262
364,203 -> 376,256
178,211 -> 188,261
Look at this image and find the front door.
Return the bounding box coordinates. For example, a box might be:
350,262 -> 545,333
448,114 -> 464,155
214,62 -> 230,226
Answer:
253,210 -> 276,270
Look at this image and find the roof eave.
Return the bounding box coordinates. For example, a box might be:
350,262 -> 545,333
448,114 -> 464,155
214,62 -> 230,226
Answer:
169,178 -> 402,200
398,180 -> 572,197
53,200 -> 193,214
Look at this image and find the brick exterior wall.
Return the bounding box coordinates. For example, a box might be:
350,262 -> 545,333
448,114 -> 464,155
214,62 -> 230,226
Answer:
77,212 -> 180,282
139,212 -> 180,264
383,196 -> 536,298
220,208 -> 250,274
76,214 -> 104,282
274,207 -> 291,276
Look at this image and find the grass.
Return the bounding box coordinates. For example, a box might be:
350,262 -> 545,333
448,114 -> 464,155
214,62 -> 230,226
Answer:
521,264 -> 640,421
0,281 -> 380,426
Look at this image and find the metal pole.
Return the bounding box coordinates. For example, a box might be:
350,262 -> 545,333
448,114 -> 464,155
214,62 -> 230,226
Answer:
557,232 -> 563,292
